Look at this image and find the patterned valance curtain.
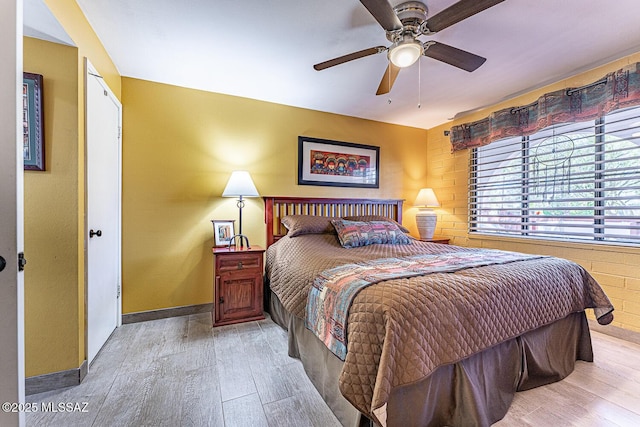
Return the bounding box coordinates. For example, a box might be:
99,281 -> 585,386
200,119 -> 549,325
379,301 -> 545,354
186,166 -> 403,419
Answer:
449,62 -> 640,152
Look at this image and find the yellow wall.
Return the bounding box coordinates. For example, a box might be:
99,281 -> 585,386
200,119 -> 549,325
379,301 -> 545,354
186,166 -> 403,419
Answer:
121,77 -> 428,313
23,37 -> 80,377
427,52 -> 640,333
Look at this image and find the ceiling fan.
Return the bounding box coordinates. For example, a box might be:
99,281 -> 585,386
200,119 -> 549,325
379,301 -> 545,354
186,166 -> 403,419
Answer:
314,0 -> 505,95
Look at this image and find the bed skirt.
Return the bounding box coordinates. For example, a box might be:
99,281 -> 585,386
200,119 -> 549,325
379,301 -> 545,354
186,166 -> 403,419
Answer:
269,291 -> 593,427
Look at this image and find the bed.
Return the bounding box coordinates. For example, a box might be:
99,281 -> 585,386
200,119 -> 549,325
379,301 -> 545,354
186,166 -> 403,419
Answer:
263,196 -> 614,427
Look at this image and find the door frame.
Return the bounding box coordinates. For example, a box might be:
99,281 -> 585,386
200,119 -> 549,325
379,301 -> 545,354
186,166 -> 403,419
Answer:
0,0 -> 25,425
84,58 -> 122,366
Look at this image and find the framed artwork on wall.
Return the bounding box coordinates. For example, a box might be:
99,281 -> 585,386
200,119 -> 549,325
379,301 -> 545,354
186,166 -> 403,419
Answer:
298,136 -> 379,188
211,220 -> 236,247
23,72 -> 45,171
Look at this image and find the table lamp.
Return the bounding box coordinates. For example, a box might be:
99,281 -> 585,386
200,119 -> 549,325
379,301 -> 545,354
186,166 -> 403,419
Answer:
222,171 -> 259,248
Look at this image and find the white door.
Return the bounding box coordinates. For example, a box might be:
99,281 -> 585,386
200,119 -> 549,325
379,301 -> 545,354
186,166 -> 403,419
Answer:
86,60 -> 122,365
0,0 -> 25,426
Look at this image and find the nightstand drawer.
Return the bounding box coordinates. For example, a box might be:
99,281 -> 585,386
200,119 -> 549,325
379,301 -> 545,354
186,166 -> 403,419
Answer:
216,253 -> 262,272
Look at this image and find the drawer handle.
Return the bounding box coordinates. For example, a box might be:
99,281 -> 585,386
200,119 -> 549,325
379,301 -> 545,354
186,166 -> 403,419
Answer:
237,261 -> 243,269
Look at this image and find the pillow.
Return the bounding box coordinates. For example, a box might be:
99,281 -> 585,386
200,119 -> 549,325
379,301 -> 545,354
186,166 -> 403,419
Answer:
281,215 -> 339,237
331,219 -> 412,248
343,215 -> 410,234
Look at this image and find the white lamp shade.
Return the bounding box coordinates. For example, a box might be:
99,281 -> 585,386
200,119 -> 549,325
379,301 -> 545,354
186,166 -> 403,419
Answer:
389,40 -> 422,68
222,171 -> 259,197
414,188 -> 440,207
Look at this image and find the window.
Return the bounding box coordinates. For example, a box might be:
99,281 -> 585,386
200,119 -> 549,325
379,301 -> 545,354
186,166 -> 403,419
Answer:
469,106 -> 640,245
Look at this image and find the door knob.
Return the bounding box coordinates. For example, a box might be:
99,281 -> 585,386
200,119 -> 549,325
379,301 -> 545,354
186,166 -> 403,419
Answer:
89,229 -> 103,238
0,256 -> 6,272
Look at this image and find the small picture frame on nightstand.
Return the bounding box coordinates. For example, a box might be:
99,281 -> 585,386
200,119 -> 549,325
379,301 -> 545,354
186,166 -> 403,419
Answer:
211,220 -> 235,247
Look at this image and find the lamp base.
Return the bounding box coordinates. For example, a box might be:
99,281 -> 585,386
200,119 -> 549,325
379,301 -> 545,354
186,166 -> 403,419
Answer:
415,209 -> 437,239
227,234 -> 251,249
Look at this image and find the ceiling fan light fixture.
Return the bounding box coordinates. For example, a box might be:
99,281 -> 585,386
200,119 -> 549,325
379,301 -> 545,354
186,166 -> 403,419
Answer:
388,39 -> 422,68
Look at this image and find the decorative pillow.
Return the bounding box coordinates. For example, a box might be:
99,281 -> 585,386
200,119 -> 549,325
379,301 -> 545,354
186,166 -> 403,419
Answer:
343,215 -> 411,234
331,219 -> 412,248
281,215 -> 339,237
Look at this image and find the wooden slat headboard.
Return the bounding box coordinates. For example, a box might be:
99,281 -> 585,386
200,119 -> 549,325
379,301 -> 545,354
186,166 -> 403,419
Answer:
264,196 -> 404,247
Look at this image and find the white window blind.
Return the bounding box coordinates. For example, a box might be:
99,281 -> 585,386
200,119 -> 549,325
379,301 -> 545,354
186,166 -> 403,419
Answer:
469,106 -> 640,245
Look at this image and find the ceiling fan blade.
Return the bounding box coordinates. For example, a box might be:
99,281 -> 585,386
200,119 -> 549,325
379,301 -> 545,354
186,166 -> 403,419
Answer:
360,0 -> 403,32
423,41 -> 486,72
424,0 -> 505,33
376,63 -> 401,95
314,46 -> 386,71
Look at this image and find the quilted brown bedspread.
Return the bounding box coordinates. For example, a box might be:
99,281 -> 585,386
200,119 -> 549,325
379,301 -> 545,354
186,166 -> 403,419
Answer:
265,234 -> 614,425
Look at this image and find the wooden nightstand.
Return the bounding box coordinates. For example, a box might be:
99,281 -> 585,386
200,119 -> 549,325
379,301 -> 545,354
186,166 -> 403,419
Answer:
212,245 -> 265,327
419,237 -> 450,244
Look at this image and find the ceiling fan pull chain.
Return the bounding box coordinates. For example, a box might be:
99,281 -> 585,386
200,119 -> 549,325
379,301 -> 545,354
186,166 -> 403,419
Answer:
418,58 -> 422,109
388,59 -> 392,104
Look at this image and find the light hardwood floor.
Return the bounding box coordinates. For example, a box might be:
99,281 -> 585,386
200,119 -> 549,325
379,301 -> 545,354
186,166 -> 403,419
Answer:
26,313 -> 640,427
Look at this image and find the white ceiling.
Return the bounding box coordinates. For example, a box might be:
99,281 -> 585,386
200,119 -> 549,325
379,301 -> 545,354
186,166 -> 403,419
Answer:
30,0 -> 640,130
24,0 -> 74,46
